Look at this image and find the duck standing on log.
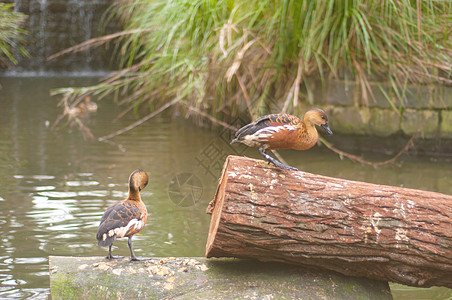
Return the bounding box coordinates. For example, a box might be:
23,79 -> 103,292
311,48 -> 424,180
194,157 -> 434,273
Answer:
231,109 -> 333,171
97,169 -> 149,261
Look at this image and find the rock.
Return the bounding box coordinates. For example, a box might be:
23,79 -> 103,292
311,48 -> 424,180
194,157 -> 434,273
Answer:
327,106 -> 371,135
401,109 -> 439,138
49,256 -> 392,299
441,110 -> 452,138
369,108 -> 401,136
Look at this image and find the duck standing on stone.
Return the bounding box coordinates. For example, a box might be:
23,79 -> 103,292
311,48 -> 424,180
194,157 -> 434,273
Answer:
97,169 -> 149,261
231,109 -> 333,171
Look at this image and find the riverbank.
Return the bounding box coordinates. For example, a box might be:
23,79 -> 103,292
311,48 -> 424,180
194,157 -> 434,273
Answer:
308,79 -> 452,140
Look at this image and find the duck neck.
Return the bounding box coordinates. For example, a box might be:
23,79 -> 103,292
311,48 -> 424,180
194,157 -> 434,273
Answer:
303,121 -> 319,143
128,182 -> 141,202
303,119 -> 317,133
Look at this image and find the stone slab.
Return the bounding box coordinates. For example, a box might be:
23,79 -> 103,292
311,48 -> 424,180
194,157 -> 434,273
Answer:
49,256 -> 392,299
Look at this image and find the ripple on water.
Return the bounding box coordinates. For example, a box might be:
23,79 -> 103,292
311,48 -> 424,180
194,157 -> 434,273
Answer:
27,210 -> 76,224
47,223 -> 83,231
55,233 -> 78,239
37,191 -> 78,198
13,257 -> 47,264
65,180 -> 99,187
77,190 -> 109,197
0,288 -> 49,299
32,186 -> 56,191
112,191 -> 128,198
13,175 -> 55,180
390,284 -> 452,300
77,173 -> 93,177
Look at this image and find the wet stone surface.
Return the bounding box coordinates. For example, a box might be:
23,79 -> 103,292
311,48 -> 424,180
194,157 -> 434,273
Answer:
49,256 -> 392,299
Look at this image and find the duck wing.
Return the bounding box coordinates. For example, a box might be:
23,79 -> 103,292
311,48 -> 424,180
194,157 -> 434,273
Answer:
96,200 -> 146,246
233,113 -> 299,141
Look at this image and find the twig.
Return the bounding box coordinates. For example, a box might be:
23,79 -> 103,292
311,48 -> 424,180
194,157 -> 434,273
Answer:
47,29 -> 152,61
320,135 -> 416,167
292,56 -> 304,108
236,73 -> 254,119
184,104 -> 237,131
271,150 -> 289,165
282,55 -> 303,113
225,38 -> 257,82
99,139 -> 126,152
281,83 -> 295,113
114,96 -> 151,121
98,97 -> 180,141
73,117 -> 95,140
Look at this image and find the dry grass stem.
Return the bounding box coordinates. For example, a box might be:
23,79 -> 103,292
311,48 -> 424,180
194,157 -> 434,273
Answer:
320,135 -> 417,168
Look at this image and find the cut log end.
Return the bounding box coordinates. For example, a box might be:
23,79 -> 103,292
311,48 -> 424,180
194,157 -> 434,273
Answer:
206,155 -> 293,257
205,157 -> 228,256
205,155 -> 452,288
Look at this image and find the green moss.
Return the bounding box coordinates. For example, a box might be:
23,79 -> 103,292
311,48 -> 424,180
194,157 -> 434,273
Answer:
441,110 -> 452,138
51,274 -> 80,300
50,256 -> 392,299
328,107 -> 370,135
369,108 -> 401,136
401,109 -> 439,138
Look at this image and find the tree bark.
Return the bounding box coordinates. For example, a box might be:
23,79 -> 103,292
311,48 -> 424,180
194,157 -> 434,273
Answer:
205,155 -> 452,288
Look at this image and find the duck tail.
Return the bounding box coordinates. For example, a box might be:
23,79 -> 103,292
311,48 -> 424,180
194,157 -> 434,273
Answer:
230,138 -> 240,145
97,232 -> 116,247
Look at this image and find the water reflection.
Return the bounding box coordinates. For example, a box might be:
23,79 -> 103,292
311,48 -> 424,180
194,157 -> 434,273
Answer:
0,77 -> 451,299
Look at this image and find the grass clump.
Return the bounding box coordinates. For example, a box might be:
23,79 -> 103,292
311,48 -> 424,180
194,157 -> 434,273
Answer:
52,0 -> 452,138
0,3 -> 28,67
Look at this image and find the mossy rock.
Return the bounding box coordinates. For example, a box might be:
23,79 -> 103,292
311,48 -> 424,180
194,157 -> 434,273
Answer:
50,256 -> 392,299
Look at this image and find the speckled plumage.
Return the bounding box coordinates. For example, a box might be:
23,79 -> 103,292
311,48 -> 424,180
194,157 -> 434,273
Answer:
231,109 -> 332,170
96,169 -> 149,261
97,199 -> 147,246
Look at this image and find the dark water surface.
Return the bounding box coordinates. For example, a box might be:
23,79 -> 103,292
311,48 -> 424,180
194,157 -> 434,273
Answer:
0,77 -> 451,299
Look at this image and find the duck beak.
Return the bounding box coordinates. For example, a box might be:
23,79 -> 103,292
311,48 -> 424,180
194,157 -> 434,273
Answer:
322,123 -> 333,135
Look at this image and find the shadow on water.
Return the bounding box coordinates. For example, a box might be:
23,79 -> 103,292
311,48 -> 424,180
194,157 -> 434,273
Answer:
0,77 -> 451,299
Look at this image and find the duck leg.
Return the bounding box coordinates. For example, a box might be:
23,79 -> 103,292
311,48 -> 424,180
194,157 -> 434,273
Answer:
258,147 -> 298,171
128,237 -> 139,261
128,236 -> 148,261
106,244 -> 122,260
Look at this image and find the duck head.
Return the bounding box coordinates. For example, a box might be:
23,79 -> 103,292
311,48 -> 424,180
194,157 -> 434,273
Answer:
129,169 -> 149,192
305,109 -> 333,135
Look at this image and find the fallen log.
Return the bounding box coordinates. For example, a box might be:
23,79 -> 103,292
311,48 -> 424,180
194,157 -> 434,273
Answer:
49,256 -> 392,299
206,155 -> 452,288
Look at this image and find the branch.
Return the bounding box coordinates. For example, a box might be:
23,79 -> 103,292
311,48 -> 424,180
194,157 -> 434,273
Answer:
97,98 -> 180,141
47,29 -> 152,61
320,135 -> 416,167
184,104 -> 238,131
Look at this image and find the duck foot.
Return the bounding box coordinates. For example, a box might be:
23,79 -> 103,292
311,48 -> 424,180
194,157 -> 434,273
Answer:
130,257 -> 150,262
106,255 -> 123,260
259,148 -> 298,171
106,245 -> 124,259
275,163 -> 298,171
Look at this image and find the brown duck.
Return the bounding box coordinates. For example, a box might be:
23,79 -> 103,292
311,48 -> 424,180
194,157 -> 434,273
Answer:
97,169 -> 149,261
231,108 -> 333,170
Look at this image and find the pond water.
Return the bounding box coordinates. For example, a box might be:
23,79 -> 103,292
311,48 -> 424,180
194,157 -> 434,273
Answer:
0,77 -> 451,299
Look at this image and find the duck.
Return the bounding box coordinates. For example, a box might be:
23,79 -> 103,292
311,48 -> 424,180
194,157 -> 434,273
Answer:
231,108 -> 333,171
96,169 -> 149,261
66,97 -> 98,117
81,96 -> 98,113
